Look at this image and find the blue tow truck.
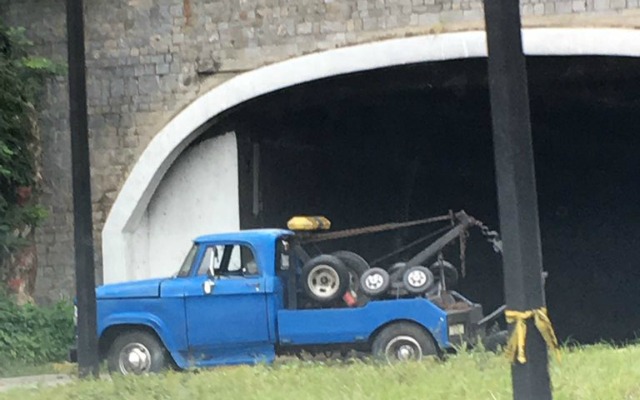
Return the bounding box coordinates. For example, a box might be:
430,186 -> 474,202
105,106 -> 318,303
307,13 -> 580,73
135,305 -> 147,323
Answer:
76,211 -> 507,375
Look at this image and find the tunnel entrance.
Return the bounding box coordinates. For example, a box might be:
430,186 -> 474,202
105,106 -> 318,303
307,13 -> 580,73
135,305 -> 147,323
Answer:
209,56 -> 640,344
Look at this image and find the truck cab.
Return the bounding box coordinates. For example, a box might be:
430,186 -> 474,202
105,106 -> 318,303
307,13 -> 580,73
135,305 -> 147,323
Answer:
87,228 -> 494,375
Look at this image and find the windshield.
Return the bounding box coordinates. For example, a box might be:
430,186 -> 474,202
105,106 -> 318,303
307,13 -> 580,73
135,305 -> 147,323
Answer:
175,244 -> 198,277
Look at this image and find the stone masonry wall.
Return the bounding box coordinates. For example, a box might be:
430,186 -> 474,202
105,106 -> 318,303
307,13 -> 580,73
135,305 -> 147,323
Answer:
0,0 -> 638,302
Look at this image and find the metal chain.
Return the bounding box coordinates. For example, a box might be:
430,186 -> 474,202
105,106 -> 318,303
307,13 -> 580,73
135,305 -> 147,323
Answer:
459,228 -> 468,278
472,219 -> 503,254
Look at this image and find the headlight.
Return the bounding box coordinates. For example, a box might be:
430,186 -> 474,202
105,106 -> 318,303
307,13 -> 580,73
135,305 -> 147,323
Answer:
73,305 -> 78,326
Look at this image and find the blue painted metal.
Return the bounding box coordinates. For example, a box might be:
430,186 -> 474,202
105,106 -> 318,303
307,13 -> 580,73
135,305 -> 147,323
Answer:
96,278 -> 166,299
97,297 -> 190,368
277,298 -> 449,348
181,275 -> 272,360
95,228 -> 456,370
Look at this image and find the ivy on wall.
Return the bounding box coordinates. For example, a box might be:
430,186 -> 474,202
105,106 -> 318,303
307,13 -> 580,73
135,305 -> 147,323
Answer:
0,24 -> 64,299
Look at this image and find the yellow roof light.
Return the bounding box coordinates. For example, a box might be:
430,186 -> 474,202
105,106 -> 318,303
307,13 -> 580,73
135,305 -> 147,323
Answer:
287,216 -> 332,231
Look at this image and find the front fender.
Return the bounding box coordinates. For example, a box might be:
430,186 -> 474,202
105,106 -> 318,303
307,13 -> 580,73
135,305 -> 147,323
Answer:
99,311 -> 189,369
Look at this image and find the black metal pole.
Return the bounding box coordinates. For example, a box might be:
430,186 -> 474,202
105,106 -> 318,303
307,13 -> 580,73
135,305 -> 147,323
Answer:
66,0 -> 99,378
483,1 -> 552,399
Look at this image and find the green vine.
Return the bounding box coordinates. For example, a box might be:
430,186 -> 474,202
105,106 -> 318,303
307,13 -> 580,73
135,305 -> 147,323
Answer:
0,24 -> 64,284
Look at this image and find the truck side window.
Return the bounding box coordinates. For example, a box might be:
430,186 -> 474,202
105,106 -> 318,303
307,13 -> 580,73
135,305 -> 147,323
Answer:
196,244 -> 259,277
196,245 -> 225,276
277,239 -> 291,271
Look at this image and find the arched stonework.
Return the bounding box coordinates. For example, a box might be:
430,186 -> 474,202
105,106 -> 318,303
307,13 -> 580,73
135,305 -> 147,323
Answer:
103,28 -> 640,283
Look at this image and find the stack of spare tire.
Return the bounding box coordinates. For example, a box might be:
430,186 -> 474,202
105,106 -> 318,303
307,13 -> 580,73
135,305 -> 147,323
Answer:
300,251 -> 459,308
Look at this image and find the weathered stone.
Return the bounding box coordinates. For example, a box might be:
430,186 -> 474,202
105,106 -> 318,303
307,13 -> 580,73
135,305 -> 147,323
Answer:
1,0 -> 638,303
555,1 -> 573,13
572,0 -> 587,11
594,0 -> 610,9
297,21 -> 314,34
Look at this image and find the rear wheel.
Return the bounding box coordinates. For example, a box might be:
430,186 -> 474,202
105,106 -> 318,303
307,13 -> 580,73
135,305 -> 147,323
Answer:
371,322 -> 438,363
107,330 -> 167,375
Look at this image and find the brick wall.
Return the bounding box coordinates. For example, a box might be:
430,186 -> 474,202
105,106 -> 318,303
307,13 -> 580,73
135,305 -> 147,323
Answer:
0,0 -> 638,302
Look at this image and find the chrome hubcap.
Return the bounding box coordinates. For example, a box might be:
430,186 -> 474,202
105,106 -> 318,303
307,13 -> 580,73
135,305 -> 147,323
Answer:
385,336 -> 422,362
118,343 -> 152,375
308,265 -> 340,298
365,273 -> 384,289
407,270 -> 427,287
397,345 -> 415,360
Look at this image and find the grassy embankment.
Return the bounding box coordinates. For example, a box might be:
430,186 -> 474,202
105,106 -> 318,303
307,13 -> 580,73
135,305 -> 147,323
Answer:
2,344 -> 640,400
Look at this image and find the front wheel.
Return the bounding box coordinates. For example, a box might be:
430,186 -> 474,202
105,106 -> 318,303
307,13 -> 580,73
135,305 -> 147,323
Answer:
107,331 -> 167,375
371,322 -> 438,363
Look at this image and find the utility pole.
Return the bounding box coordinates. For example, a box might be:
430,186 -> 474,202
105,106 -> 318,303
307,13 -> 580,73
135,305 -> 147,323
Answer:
66,0 -> 100,378
483,1 -> 553,399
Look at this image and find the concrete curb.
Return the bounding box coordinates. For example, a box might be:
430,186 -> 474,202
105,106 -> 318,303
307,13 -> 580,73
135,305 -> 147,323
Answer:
0,374 -> 74,393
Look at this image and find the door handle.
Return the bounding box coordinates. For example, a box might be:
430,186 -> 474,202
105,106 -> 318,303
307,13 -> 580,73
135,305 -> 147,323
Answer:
203,280 -> 216,295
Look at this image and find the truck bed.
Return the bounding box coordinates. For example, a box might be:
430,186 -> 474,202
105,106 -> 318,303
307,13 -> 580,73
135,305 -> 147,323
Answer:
276,297 -> 451,349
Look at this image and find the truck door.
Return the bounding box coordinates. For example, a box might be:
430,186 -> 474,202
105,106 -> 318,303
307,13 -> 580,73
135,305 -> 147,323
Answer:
183,243 -> 273,365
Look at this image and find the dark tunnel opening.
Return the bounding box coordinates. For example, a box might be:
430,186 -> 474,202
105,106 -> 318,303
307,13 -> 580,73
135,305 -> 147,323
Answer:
209,56 -> 640,344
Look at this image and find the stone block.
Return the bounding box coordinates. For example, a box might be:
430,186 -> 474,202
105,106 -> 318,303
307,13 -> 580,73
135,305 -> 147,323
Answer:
572,0 -> 587,11
593,0 -> 610,9
418,12 -> 441,24
555,1 -> 573,13
297,21 -> 313,34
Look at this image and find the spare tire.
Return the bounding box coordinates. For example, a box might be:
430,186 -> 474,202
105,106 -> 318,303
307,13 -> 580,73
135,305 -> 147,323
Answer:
301,255 -> 350,303
360,268 -> 390,297
388,262 -> 406,277
332,251 -> 371,305
429,260 -> 459,288
332,251 -> 370,276
402,266 -> 435,295
387,262 -> 409,297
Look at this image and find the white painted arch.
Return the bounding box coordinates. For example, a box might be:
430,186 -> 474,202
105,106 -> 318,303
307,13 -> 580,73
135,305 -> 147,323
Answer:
103,28 -> 640,283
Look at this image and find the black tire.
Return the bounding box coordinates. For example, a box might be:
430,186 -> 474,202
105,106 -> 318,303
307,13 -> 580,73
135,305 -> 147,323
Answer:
332,251 -> 370,276
107,330 -> 167,375
301,255 -> 350,303
360,268 -> 390,297
383,263 -> 408,297
402,266 -> 435,295
482,330 -> 509,353
371,322 -> 438,362
332,251 -> 371,305
388,262 -> 406,279
429,260 -> 459,288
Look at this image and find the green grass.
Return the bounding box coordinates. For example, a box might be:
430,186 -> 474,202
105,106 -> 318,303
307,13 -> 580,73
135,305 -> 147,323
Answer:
2,345 -> 640,399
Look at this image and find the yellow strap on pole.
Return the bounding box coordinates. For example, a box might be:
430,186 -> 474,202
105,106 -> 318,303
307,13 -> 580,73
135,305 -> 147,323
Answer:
505,307 -> 561,364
